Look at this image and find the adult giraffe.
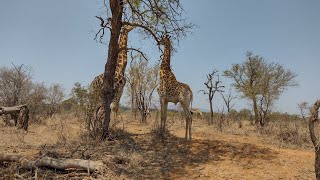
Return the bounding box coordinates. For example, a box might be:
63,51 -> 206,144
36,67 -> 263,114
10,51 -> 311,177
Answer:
157,34 -> 193,140
89,25 -> 135,118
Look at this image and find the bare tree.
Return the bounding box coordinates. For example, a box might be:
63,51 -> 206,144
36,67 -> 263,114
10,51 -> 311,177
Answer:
224,52 -> 297,127
0,64 -> 33,125
27,82 -> 48,121
127,57 -> 159,123
0,64 -> 33,107
297,101 -> 309,120
308,99 -> 320,179
46,84 -> 64,117
95,0 -> 194,140
199,70 -> 224,124
221,89 -> 237,113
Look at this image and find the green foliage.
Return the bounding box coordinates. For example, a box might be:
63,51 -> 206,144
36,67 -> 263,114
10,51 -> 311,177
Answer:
224,52 -> 297,126
224,52 -> 297,102
71,82 -> 88,108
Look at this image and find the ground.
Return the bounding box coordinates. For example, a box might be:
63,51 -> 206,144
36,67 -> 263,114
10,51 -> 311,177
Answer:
0,113 -> 315,179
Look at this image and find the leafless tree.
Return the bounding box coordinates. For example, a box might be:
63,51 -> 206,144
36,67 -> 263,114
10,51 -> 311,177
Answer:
95,0 -> 194,140
308,99 -> 320,179
297,101 -> 309,120
224,52 -> 297,127
0,64 -> 33,125
127,57 -> 159,124
27,82 -> 47,122
220,89 -> 237,126
221,89 -> 237,113
46,84 -> 64,117
199,70 -> 224,124
0,64 -> 33,106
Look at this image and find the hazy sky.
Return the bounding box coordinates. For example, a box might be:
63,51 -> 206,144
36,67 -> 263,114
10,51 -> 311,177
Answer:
1,0 -> 319,114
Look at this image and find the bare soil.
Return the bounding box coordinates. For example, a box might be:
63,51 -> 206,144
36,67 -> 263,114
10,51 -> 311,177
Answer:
0,113 -> 315,179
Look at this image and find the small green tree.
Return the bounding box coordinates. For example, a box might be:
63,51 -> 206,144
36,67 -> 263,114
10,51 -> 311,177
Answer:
70,82 -> 88,111
224,52 -> 297,127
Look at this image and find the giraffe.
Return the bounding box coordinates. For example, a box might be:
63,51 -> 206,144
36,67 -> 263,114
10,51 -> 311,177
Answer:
89,25 -> 135,118
157,34 -> 193,140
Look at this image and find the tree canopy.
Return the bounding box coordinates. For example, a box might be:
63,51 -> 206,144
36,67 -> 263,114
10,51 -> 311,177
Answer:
224,52 -> 297,126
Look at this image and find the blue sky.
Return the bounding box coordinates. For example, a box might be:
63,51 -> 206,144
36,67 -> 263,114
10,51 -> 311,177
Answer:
0,0 -> 319,114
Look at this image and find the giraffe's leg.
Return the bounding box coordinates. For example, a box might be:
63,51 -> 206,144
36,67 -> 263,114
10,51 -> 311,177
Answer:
160,98 -> 164,134
160,98 -> 167,135
181,104 -> 190,139
163,101 -> 168,134
113,82 -> 125,119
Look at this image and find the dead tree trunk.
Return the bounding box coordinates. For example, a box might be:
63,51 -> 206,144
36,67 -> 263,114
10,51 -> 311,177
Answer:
0,154 -> 104,172
309,99 -> 320,180
0,105 -> 29,131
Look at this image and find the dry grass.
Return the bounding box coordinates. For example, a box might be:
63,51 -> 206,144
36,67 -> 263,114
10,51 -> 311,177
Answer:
0,111 -> 316,179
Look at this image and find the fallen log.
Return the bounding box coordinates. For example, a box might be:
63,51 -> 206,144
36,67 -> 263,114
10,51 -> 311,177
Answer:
0,104 -> 27,115
0,154 -> 104,172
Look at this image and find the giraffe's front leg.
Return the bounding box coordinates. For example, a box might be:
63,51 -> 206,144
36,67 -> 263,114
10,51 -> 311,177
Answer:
160,98 -> 168,136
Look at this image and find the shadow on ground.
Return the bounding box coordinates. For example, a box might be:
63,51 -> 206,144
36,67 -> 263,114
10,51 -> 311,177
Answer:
1,128 -> 278,179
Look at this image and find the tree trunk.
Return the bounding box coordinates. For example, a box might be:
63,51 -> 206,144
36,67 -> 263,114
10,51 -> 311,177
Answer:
252,97 -> 259,125
101,0 -> 123,140
140,111 -> 147,124
17,106 -> 29,131
209,98 -> 214,125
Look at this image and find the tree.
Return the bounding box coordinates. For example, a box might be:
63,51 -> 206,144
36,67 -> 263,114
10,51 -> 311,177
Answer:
46,84 -> 64,117
224,52 -> 297,127
199,70 -> 224,124
95,0 -> 193,140
70,82 -> 89,113
221,89 -> 237,126
0,64 -> 33,107
0,64 -> 33,125
127,57 -> 159,123
308,99 -> 320,179
221,89 -> 237,113
297,101 -> 309,120
27,82 -> 47,121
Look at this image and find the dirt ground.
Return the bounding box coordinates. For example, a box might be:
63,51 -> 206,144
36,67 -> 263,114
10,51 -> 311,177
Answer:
0,113 -> 315,179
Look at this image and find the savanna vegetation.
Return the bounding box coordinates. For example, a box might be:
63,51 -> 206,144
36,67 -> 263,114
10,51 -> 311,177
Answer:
0,0 -> 319,179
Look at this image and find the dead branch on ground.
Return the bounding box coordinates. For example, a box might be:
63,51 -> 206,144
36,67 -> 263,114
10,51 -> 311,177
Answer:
0,154 -> 104,172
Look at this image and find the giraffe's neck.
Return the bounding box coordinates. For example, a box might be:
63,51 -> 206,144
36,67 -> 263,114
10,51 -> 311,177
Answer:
118,28 -> 133,74
161,41 -> 171,70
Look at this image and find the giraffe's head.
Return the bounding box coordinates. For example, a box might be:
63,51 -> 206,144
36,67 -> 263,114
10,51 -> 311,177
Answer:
158,34 -> 171,46
122,25 -> 135,34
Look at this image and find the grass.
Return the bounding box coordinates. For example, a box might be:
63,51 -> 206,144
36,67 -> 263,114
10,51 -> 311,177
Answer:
0,111 -> 316,179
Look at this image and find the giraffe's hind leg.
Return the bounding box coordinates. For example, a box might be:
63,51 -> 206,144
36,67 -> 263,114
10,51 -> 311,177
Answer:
181,104 -> 192,140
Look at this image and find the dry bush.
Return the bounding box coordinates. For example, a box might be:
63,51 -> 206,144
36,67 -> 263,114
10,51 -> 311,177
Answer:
261,120 -> 311,148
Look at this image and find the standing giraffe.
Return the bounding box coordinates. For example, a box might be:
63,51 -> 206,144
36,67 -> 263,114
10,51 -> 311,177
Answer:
89,25 -> 135,118
157,35 -> 193,140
